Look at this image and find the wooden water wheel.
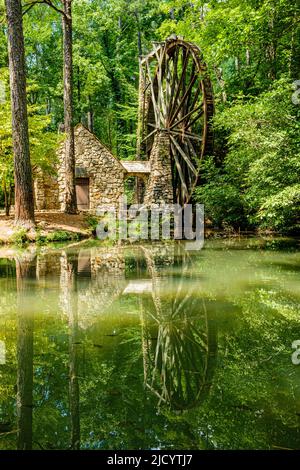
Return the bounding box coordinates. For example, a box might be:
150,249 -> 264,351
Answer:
138,36 -> 214,205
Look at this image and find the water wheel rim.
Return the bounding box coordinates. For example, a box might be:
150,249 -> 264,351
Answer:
141,38 -> 214,205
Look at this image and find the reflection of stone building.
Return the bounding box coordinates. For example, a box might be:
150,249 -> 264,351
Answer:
33,247 -> 127,328
34,124 -> 173,212
77,247 -> 127,328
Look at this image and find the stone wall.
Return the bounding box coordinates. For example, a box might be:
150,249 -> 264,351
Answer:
34,170 -> 59,210
58,124 -> 126,212
144,131 -> 174,205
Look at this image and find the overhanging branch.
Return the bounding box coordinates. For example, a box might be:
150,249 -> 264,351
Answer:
22,0 -> 71,20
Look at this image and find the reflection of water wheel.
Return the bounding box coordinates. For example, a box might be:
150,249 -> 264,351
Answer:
139,36 -> 214,205
141,247 -> 217,410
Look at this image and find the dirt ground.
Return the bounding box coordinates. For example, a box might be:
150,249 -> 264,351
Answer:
0,211 -> 91,243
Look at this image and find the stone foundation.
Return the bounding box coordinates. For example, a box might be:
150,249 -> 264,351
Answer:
34,171 -> 59,211
144,131 -> 173,206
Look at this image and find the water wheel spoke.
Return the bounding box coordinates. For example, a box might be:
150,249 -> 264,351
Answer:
168,50 -> 191,123
188,109 -> 205,129
169,103 -> 203,130
145,58 -> 161,127
168,48 -> 179,117
170,135 -> 198,176
187,82 -> 203,123
141,128 -> 158,144
185,137 -> 199,160
169,128 -> 202,142
155,46 -> 167,121
184,60 -> 196,116
170,74 -> 197,125
171,143 -> 189,200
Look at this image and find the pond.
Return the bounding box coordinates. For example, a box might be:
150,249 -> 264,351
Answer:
0,238 -> 299,450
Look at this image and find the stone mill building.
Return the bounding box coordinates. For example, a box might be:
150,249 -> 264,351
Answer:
34,123 -> 170,212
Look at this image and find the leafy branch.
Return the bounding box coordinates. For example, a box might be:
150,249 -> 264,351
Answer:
22,0 -> 70,19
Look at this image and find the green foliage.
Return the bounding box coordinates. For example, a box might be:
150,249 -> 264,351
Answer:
36,230 -> 80,244
9,228 -> 29,246
85,214 -> 99,232
195,157 -> 246,229
0,69 -> 61,210
258,184 -> 300,232
195,78 -> 300,232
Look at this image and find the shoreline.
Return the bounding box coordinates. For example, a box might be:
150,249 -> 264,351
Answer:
0,211 -> 298,246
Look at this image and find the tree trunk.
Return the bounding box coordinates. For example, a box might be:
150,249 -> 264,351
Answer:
5,0 -> 35,227
266,15 -> 277,80
60,252 -> 80,449
246,49 -> 251,67
290,7 -> 300,80
16,254 -> 36,450
134,10 -> 142,57
62,0 -> 77,214
214,66 -> 227,103
87,95 -> 94,133
3,179 -> 11,216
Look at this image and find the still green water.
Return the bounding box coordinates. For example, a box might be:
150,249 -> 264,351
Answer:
0,238 -> 299,450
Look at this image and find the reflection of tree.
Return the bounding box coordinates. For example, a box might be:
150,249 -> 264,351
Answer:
60,252 -> 80,450
142,247 -> 217,410
15,254 -> 36,450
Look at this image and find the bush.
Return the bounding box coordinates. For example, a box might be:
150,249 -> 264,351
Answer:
257,184 -> 300,232
10,228 -> 29,246
85,214 -> 99,233
195,78 -> 300,233
194,158 -> 246,229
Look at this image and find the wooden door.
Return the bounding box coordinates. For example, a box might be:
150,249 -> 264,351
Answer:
76,178 -> 90,210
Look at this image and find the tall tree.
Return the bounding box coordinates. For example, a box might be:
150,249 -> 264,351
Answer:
62,0 -> 77,214
21,0 -> 77,214
5,0 -> 35,226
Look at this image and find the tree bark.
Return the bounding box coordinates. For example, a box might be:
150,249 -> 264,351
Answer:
62,0 -> 77,214
3,179 -> 12,216
87,95 -> 94,133
16,254 -> 36,450
5,0 -> 35,227
214,66 -> 227,103
290,7 -> 300,80
60,252 -> 80,449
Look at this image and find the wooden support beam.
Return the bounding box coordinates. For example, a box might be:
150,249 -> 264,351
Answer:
169,128 -> 203,142
141,128 -> 158,144
145,58 -> 160,127
171,142 -> 189,198
188,109 -> 204,129
170,135 -> 198,176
